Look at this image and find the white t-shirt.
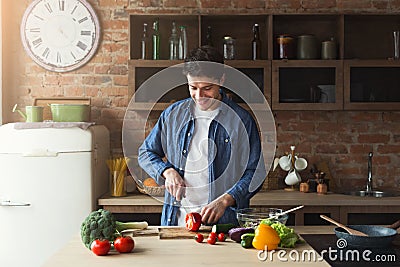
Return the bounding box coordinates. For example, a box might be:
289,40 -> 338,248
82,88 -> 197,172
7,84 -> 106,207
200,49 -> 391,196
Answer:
177,106 -> 219,226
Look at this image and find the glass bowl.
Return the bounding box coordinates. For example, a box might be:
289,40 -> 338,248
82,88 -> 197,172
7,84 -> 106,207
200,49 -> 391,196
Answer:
236,208 -> 289,229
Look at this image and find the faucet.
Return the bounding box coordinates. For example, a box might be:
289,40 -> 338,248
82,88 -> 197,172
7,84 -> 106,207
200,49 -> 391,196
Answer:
366,152 -> 373,192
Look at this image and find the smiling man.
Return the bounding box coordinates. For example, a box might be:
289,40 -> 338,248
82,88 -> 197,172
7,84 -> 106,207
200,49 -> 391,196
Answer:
138,46 -> 266,226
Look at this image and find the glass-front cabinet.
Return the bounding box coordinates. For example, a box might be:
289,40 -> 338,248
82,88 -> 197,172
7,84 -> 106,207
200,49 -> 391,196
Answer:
344,60 -> 400,110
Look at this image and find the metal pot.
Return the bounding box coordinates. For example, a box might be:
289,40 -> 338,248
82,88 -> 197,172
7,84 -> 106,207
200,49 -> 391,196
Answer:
334,224 -> 398,248
49,104 -> 90,122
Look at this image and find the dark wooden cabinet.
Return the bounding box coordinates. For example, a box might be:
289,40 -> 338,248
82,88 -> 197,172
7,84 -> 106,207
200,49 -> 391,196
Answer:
128,13 -> 400,111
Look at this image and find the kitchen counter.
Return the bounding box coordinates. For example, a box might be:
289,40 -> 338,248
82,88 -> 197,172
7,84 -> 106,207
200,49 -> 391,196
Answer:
99,190 -> 400,225
43,226 -> 335,267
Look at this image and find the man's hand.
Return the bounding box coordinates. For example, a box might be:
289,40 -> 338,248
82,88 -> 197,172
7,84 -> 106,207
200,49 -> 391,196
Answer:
162,168 -> 186,201
200,193 -> 235,225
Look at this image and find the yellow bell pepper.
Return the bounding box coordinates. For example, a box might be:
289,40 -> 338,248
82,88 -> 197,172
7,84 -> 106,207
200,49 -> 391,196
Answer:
252,223 -> 280,251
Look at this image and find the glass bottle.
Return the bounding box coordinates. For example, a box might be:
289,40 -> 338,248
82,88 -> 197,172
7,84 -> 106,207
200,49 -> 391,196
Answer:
140,23 -> 149,60
152,19 -> 160,60
206,26 -> 213,46
169,21 -> 179,60
252,24 -> 261,60
223,36 -> 235,60
178,26 -> 188,60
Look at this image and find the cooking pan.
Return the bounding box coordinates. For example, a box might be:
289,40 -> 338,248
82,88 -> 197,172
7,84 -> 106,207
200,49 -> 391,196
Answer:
334,222 -> 399,248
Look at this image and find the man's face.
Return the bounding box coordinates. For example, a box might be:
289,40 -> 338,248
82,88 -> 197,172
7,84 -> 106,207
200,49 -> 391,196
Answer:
187,75 -> 223,111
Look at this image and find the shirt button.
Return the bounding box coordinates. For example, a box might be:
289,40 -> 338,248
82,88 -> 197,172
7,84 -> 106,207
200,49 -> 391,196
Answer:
187,133 -> 191,136
173,201 -> 177,205
182,150 -> 187,154
168,218 -> 171,222
225,138 -> 229,143
179,167 -> 183,171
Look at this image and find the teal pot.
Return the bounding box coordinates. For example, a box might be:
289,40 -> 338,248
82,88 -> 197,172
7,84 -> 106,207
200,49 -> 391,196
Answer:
50,104 -> 90,122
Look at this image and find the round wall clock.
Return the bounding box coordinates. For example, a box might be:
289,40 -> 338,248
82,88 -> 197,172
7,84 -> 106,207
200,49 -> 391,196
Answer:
20,0 -> 101,72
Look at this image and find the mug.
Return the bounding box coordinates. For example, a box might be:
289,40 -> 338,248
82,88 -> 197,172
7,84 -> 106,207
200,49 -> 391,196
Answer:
318,85 -> 336,103
294,157 -> 308,171
285,169 -> 301,186
26,106 -> 43,122
279,155 -> 292,171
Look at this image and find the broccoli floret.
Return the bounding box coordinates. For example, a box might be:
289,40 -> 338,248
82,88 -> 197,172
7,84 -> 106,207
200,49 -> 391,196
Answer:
80,209 -> 149,249
80,209 -> 117,249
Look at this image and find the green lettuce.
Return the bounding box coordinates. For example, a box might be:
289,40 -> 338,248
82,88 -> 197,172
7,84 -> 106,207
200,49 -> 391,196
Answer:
260,219 -> 302,248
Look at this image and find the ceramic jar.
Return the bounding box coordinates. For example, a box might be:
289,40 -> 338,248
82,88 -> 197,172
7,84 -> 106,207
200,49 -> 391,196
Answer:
300,182 -> 309,193
297,34 -> 318,59
317,183 -> 328,194
321,40 -> 337,59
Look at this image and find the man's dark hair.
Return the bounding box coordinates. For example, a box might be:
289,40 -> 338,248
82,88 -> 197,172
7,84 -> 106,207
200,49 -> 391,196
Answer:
182,45 -> 225,80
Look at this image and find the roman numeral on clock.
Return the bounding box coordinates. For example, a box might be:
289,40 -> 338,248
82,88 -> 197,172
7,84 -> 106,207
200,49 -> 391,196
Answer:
77,41 -> 87,51
34,15 -> 44,21
42,47 -> 50,58
81,30 -> 91,36
71,5 -> 78,15
59,0 -> 65,11
78,17 -> 88,24
57,52 -> 62,63
45,3 -> 53,13
32,38 -> 42,47
30,28 -> 41,33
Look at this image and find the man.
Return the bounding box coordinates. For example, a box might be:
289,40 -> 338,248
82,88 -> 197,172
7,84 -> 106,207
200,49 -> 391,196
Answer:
138,46 -> 265,226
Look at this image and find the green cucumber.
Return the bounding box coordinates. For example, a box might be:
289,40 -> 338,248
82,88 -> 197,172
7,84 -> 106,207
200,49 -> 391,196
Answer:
241,233 -> 255,248
211,223 -> 236,234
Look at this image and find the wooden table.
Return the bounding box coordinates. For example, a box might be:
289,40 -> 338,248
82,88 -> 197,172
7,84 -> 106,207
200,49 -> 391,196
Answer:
43,226 -> 335,267
99,190 -> 400,225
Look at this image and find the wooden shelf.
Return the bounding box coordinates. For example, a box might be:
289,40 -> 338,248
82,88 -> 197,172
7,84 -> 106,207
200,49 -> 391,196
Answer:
128,13 -> 400,113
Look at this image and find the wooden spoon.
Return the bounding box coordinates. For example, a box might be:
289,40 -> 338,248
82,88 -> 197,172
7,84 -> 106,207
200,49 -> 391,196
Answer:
320,215 -> 368,236
388,219 -> 400,230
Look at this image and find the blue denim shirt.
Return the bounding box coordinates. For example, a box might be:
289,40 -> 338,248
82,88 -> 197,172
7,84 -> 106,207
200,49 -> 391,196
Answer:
138,90 -> 266,226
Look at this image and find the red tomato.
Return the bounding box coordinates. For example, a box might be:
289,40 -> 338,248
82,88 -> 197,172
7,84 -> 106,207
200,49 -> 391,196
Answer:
114,236 -> 135,253
207,234 -> 217,245
217,233 -> 226,242
209,232 -> 217,239
194,233 -> 204,243
91,239 -> 111,256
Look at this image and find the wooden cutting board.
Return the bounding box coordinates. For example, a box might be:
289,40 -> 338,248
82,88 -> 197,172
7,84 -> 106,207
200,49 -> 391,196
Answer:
158,226 -> 212,239
121,227 -> 159,237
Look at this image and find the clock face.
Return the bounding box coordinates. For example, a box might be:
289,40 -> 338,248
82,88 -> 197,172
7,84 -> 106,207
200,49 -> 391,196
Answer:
20,0 -> 101,72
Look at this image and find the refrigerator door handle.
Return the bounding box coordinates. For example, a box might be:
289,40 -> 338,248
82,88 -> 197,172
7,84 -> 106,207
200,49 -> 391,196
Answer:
0,200 -> 31,207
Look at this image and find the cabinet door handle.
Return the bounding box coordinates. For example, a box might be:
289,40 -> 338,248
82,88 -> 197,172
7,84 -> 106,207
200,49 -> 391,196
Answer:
0,200 -> 31,207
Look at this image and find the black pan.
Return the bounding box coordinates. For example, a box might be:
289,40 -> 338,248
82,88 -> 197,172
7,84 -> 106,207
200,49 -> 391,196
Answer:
334,224 -> 398,248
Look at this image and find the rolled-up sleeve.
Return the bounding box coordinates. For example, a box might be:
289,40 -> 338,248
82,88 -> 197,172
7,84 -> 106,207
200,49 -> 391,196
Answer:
138,111 -> 173,184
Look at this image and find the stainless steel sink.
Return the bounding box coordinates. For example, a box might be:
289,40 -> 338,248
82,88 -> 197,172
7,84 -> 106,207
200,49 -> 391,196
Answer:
341,190 -> 400,198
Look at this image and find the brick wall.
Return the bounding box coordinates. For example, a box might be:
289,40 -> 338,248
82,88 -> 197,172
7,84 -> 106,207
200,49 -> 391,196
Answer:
4,0 -> 400,190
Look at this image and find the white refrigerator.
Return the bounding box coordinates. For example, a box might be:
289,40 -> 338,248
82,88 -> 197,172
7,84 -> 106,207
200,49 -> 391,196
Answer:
0,123 -> 110,267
